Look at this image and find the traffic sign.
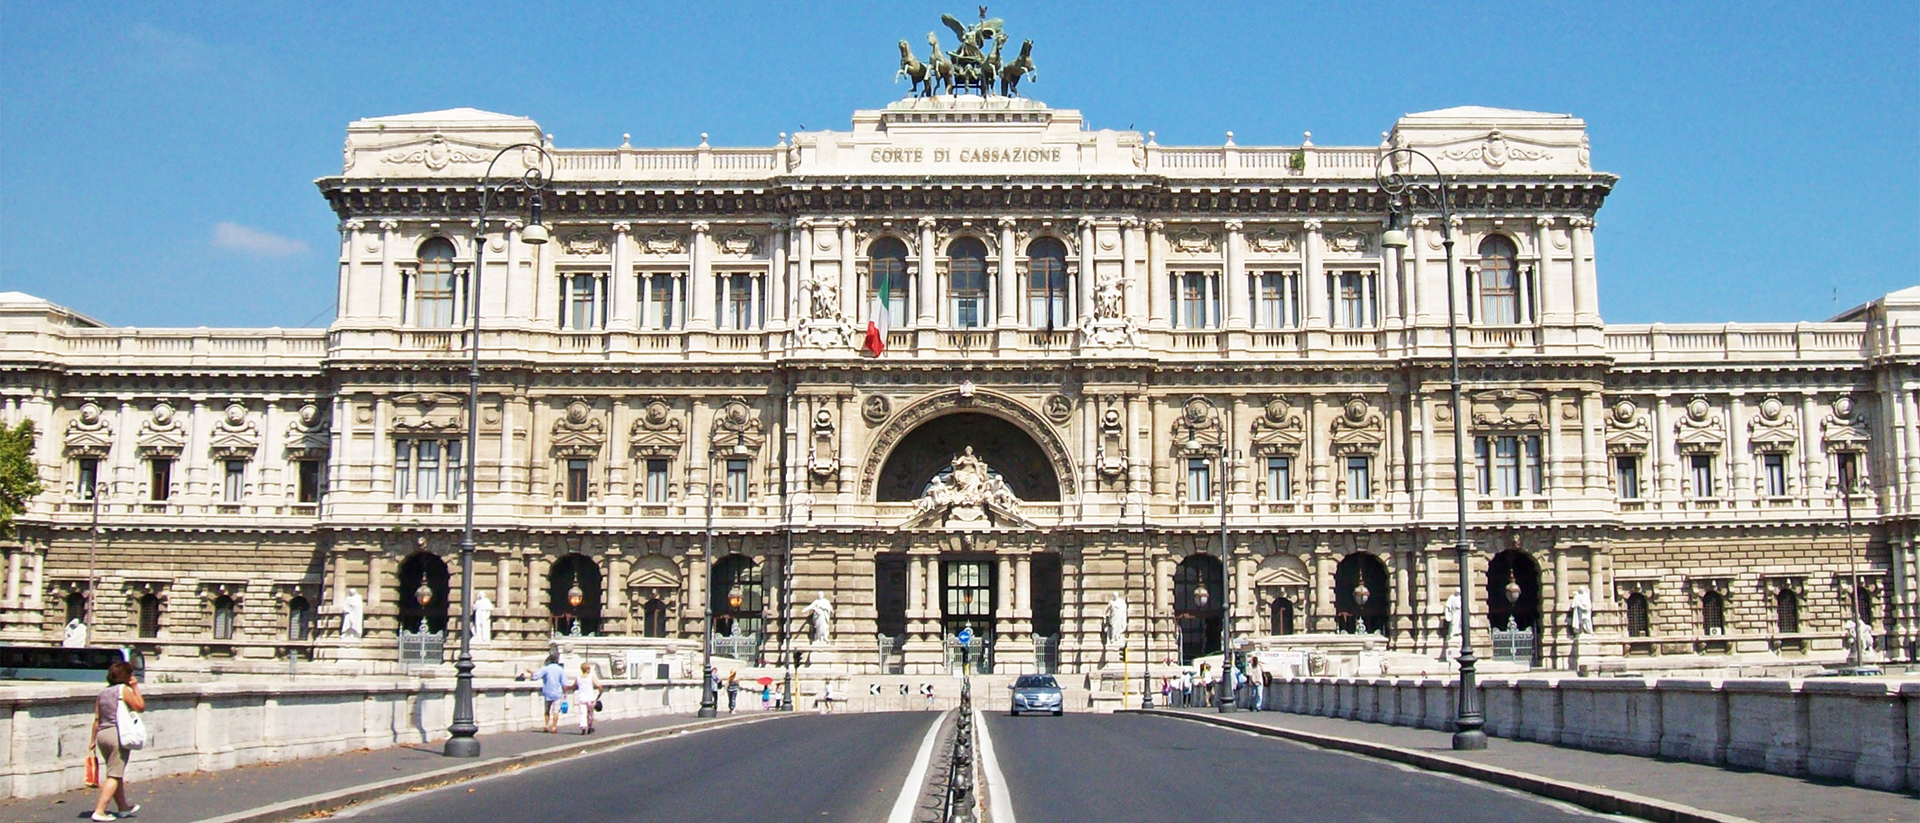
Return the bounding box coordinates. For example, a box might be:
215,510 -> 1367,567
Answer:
957,627 -> 974,645
869,684 -> 881,696
898,684 -> 910,695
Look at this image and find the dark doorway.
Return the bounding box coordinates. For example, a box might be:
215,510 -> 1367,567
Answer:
1334,553 -> 1389,634
548,554 -> 603,635
876,413 -> 1059,502
874,554 -> 909,637
941,558 -> 996,671
1270,596 -> 1297,635
397,552 -> 450,633
1486,550 -> 1541,632
1174,554 -> 1224,663
710,554 -> 763,640
1030,553 -> 1063,637
641,598 -> 670,637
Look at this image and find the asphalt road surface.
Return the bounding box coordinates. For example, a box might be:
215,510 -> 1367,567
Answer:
981,712 -> 1613,823
335,712 -> 939,823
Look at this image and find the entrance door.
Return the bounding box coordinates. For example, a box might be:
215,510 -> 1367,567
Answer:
942,559 -> 996,673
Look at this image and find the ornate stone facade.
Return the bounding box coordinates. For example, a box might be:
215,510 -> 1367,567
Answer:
2,96 -> 1917,676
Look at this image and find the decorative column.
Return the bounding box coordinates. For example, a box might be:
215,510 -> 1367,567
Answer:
1224,220 -> 1248,330
1147,220 -> 1168,328
1302,220 -> 1326,327
769,222 -> 789,327
997,218 -> 1018,327
378,219 -> 401,322
1798,391 -> 1825,498
1312,547 -> 1336,632
1120,218 -> 1143,324
838,219 -> 857,322
1726,393 -> 1751,504
339,219 -> 363,320
1533,216 -> 1561,325
1651,394 -> 1676,499
1077,218 -> 1096,323
917,218 -> 938,327
689,221 -> 714,330
609,222 -> 636,331
1569,217 -> 1598,326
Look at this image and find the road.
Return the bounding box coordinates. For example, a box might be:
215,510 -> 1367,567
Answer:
334,712 -> 941,823
980,712 -> 1611,823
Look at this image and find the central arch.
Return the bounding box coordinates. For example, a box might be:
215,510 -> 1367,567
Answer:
861,389 -> 1076,502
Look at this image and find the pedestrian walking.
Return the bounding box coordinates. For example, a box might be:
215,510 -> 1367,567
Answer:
1160,676 -> 1171,708
725,671 -> 740,713
90,661 -> 143,822
761,681 -> 772,711
573,661 -> 600,734
1248,658 -> 1265,711
533,653 -> 569,733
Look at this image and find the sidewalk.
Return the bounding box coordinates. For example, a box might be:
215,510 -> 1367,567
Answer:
0,708 -> 782,823
1141,708 -> 1914,823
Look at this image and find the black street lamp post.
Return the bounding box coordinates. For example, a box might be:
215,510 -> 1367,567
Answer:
445,143 -> 553,758
1379,148 -> 1488,750
698,481 -> 721,718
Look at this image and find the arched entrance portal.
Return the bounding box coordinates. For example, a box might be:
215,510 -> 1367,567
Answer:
1174,555 -> 1225,664
875,412 -> 1060,502
397,552 -> 450,633
710,554 -> 764,661
1486,550 -> 1541,632
1334,553 -> 1389,635
548,554 -> 603,635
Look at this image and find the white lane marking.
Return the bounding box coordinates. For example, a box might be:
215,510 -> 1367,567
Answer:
887,708 -> 953,823
973,708 -> 1016,823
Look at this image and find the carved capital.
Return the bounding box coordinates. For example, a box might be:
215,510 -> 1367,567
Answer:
1302,219 -> 1323,233
1146,219 -> 1166,232
377,219 -> 400,232
342,219 -> 366,233
612,222 -> 632,235
997,217 -> 1017,231
1535,216 -> 1556,229
1569,216 -> 1595,229
1224,220 -> 1244,233
838,218 -> 857,230
917,216 -> 938,230
690,221 -> 711,234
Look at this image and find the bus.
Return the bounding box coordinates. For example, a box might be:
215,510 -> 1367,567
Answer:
0,645 -> 145,683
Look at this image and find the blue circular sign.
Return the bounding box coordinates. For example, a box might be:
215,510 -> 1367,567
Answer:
957,627 -> 974,645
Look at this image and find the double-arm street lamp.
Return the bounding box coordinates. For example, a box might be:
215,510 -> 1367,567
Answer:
445,143 -> 554,758
1378,148 -> 1488,750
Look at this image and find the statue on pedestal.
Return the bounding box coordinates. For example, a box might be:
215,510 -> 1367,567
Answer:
1567,587 -> 1594,636
1103,593 -> 1128,650
472,593 -> 493,645
341,589 -> 365,639
62,618 -> 89,648
804,592 -> 834,644
1441,592 -> 1462,657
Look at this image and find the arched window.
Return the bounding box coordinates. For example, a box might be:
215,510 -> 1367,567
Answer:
137,594 -> 161,639
1269,596 -> 1296,636
1475,236 -> 1525,325
288,596 -> 313,641
1625,593 -> 1651,637
710,555 -> 764,640
1775,589 -> 1799,634
868,237 -> 910,330
641,598 -> 670,638
1334,553 -> 1390,634
1701,591 -> 1726,635
397,552 -> 451,633
947,237 -> 989,329
1173,555 -> 1224,663
1855,585 -> 1875,624
548,554 -> 603,636
409,238 -> 463,328
212,595 -> 237,640
64,591 -> 86,625
1026,237 -> 1068,329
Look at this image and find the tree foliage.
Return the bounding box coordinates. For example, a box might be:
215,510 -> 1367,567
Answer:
0,420 -> 46,538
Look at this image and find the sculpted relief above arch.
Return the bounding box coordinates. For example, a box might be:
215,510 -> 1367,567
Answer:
859,388 -> 1076,501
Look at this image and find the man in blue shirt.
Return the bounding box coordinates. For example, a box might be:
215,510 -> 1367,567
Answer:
534,653 -> 570,733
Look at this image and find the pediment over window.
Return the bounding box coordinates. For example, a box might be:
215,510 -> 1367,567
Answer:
209,402 -> 260,460
64,402 -> 114,459
1747,395 -> 1799,453
1329,395 -> 1385,456
709,399 -> 765,458
1605,398 -> 1650,455
1249,397 -> 1304,457
1471,389 -> 1545,431
285,402 -> 331,459
551,398 -> 606,459
1674,396 -> 1725,455
391,392 -> 466,435
137,401 -> 186,458
1821,395 -> 1871,451
625,555 -> 682,590
1169,397 -> 1222,458
630,399 -> 686,459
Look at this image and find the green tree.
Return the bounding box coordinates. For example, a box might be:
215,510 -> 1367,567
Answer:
0,420 -> 46,537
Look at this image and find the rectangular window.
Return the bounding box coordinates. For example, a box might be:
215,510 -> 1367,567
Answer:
1186,457 -> 1212,503
297,459 -> 324,504
394,440 -> 411,498
1329,271 -> 1378,329
725,458 -> 750,503
950,263 -> 987,329
1833,451 -> 1860,493
77,458 -> 99,500
222,459 -> 246,503
720,272 -> 760,330
645,459 -> 670,503
643,272 -> 680,330
1253,271 -> 1300,329
149,458 -> 173,501
1264,456 -> 1293,501
1689,454 -> 1715,498
396,440 -> 459,499
212,600 -> 235,640
565,458 -> 591,503
1615,455 -> 1640,500
1762,453 -> 1788,497
414,267 -> 461,329
1172,271 -> 1218,329
1345,456 -> 1372,500
416,440 -> 442,499
1027,257 -> 1068,329
1475,435 -> 1542,496
563,273 -> 605,330
1479,264 -> 1519,324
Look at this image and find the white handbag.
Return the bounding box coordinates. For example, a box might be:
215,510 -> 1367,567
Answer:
114,686 -> 148,750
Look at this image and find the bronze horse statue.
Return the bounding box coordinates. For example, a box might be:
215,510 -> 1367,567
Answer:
926,32 -> 954,95
999,39 -> 1036,97
897,39 -> 934,97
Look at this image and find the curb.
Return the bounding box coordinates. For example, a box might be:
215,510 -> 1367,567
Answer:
1126,710 -> 1758,823
199,712 -> 791,823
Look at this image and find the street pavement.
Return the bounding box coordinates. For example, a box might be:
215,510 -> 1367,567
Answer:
328,711 -> 940,823
980,711 -> 1617,823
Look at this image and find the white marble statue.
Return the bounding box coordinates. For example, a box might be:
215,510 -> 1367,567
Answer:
1845,618 -> 1876,654
62,618 -> 89,648
1442,592 -> 1462,649
804,592 -> 834,644
1568,587 -> 1594,636
471,593 -> 493,645
341,589 -> 365,639
1103,593 -> 1128,649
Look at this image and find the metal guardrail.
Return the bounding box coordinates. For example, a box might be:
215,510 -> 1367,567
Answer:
1490,618 -> 1535,664
945,679 -> 977,823
397,630 -> 445,668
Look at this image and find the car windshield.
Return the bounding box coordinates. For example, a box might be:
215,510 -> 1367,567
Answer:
1014,675 -> 1058,689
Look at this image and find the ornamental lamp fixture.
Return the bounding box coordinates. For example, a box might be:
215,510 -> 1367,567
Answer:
1195,584 -> 1211,610
567,582 -> 585,609
1505,571 -> 1522,605
1380,209 -> 1410,250
415,582 -> 433,607
727,586 -> 743,610
1354,579 -> 1372,607
519,193 -> 551,245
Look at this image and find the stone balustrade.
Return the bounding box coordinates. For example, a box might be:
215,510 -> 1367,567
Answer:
1264,675 -> 1918,792
0,677 -> 701,799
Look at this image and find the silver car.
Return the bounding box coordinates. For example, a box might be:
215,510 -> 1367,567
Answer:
1009,674 -> 1063,716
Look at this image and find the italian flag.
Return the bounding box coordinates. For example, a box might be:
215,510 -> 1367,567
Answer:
863,271 -> 890,356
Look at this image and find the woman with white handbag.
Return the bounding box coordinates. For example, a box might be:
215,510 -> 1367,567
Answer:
90,661 -> 145,821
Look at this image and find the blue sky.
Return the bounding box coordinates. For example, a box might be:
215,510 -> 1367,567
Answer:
3,1 -> 1914,328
